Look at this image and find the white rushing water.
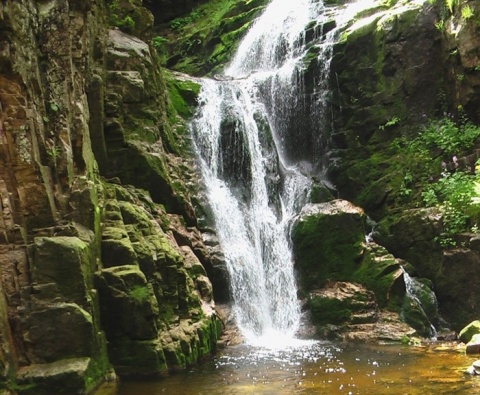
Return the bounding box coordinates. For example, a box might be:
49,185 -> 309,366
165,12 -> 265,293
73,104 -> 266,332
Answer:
401,268 -> 438,339
191,0 -> 341,345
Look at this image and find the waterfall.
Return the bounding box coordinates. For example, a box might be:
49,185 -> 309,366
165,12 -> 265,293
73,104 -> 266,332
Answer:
401,268 -> 438,338
191,0 -> 338,343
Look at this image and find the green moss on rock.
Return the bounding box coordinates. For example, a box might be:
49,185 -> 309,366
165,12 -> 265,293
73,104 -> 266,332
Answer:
292,201 -> 366,290
458,320 -> 480,343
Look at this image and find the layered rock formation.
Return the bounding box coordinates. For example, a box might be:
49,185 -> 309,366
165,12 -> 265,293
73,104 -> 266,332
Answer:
324,0 -> 480,330
0,0 -> 221,393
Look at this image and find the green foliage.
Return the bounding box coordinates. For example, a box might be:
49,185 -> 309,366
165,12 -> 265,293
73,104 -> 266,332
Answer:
445,0 -> 455,13
434,20 -> 444,31
416,118 -> 480,157
47,145 -> 61,162
128,285 -> 151,302
152,36 -> 167,49
422,171 -> 479,247
392,118 -> 480,247
170,9 -> 201,30
118,15 -> 135,32
379,116 -> 400,131
381,0 -> 397,8
461,5 -> 474,20
107,0 -> 136,33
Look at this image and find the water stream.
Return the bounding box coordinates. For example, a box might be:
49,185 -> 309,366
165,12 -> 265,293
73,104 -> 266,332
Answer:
191,0 -> 334,344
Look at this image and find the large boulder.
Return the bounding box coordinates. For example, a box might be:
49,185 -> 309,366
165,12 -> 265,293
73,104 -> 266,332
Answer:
376,208 -> 443,278
327,0 -> 445,218
292,200 -> 366,291
306,281 -> 417,342
435,248 -> 480,331
459,320 -> 480,343
466,334 -> 480,355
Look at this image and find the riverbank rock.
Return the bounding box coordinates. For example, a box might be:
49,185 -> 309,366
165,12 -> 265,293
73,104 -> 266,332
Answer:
459,320 -> 480,343
0,0 -> 222,391
307,281 -> 378,329
466,334 -> 480,355
305,281 -> 418,342
96,183 -> 222,375
292,200 -> 439,339
466,360 -> 480,375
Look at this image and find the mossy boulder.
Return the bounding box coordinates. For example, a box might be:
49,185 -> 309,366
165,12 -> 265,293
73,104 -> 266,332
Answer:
25,303 -> 98,363
96,265 -> 160,341
162,0 -> 270,75
31,237 -> 94,306
352,242 -> 403,309
16,357 -> 108,395
434,249 -> 480,331
96,183 -> 220,375
375,208 -> 444,284
308,282 -> 377,328
292,200 -> 366,290
459,320 -> 480,343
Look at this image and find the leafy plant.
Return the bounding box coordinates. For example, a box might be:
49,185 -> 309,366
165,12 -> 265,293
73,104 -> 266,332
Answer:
417,118 -> 480,157
434,20 -> 444,31
152,36 -> 167,49
461,5 -> 474,20
170,9 -> 202,30
46,145 -> 61,165
107,0 -> 136,33
392,118 -> 480,246
118,16 -> 135,32
445,0 -> 455,13
379,116 -> 400,130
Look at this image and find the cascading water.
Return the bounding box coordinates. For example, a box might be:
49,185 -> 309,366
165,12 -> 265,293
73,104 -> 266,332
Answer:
401,267 -> 438,338
191,0 -> 339,344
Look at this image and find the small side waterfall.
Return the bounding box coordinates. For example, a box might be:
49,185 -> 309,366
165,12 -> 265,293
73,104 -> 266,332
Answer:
401,268 -> 438,338
191,0 -> 340,343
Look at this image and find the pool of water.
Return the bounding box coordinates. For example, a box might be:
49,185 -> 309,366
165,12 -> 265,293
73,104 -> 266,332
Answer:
96,341 -> 479,395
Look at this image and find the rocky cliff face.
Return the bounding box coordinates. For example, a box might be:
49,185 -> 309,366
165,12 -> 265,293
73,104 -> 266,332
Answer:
324,0 -> 480,331
0,0 -> 220,393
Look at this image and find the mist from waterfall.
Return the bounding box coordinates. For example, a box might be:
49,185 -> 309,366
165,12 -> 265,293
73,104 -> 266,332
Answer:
191,0 -> 341,345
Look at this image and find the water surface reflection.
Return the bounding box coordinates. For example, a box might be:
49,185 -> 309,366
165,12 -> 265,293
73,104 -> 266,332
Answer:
100,342 -> 479,394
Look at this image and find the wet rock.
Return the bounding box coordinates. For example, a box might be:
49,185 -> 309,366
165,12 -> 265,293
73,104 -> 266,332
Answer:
435,250 -> 480,331
292,200 -> 366,290
307,282 -> 378,328
305,281 -> 418,342
466,334 -> 480,355
25,303 -> 98,363
472,360 -> 480,375
376,208 -> 443,279
16,357 -> 112,395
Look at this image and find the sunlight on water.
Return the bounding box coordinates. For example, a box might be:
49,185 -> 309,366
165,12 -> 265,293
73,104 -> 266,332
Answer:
112,343 -> 480,395
243,328 -> 318,349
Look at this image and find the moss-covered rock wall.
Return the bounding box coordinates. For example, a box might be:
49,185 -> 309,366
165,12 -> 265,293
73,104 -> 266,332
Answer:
0,0 -> 222,393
